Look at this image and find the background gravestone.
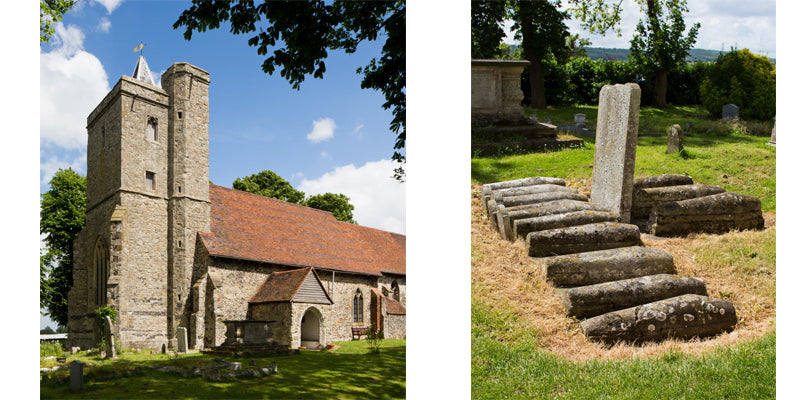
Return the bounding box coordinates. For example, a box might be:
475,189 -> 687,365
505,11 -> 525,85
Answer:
104,316 -> 116,359
768,121 -> 776,146
722,104 -> 739,119
70,360 -> 84,391
591,83 -> 642,223
177,327 -> 188,353
666,124 -> 683,154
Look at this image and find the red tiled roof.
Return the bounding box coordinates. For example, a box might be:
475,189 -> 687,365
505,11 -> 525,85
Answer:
249,267 -> 331,303
385,297 -> 406,315
200,185 -> 406,276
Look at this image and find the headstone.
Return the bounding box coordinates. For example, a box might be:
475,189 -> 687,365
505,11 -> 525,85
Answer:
768,121 -> 776,146
104,316 -> 116,359
574,113 -> 586,123
722,104 -> 739,119
269,362 -> 278,373
229,362 -> 242,371
70,347 -> 80,355
591,83 -> 641,223
70,360 -> 84,391
666,124 -> 683,154
161,343 -> 167,354
177,327 -> 188,353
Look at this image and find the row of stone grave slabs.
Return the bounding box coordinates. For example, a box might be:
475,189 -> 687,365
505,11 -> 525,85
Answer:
478,83 -> 765,343
470,59 -> 584,156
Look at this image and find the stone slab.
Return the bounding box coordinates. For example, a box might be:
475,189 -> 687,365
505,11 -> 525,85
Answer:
631,184 -> 726,219
542,246 -> 675,287
562,274 -> 708,319
527,222 -> 642,257
492,184 -> 577,203
482,177 -> 566,211
581,294 -> 737,342
649,192 -> 764,236
633,174 -> 694,190
177,327 -> 188,353
501,191 -> 588,208
591,83 -> 641,223
666,124 -> 684,154
514,210 -> 620,240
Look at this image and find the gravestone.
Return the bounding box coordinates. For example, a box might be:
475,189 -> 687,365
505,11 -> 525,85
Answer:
768,121 -> 776,146
161,343 -> 167,354
177,327 -> 188,353
70,360 -> 84,391
104,316 -> 116,359
70,346 -> 80,355
666,124 -> 683,154
722,104 -> 739,119
591,83 -> 641,223
269,362 -> 278,373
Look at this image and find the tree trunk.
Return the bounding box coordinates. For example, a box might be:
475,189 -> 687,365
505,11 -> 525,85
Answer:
524,47 -> 547,109
654,69 -> 667,108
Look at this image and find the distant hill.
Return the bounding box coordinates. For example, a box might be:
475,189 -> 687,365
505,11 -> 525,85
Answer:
584,47 -> 776,63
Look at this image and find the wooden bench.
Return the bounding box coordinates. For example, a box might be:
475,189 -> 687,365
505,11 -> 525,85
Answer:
351,327 -> 369,340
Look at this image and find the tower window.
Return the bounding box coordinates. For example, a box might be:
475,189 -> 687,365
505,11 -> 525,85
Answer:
145,171 -> 156,190
178,111 -> 183,119
146,117 -> 158,141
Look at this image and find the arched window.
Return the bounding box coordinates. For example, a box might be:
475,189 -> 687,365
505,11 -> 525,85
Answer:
93,237 -> 109,307
353,289 -> 363,323
146,117 -> 158,141
392,281 -> 400,303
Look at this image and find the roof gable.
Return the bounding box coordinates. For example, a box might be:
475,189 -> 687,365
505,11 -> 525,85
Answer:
249,267 -> 332,304
200,185 -> 405,276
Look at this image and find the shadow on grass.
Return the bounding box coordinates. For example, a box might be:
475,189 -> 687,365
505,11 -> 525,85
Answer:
41,347 -> 406,399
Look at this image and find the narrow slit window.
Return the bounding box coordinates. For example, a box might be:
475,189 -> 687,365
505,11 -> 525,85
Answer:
177,111 -> 183,119
145,171 -> 156,190
147,117 -> 158,141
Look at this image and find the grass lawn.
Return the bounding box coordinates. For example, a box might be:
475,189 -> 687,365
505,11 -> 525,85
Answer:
40,339 -> 405,399
471,104 -> 776,398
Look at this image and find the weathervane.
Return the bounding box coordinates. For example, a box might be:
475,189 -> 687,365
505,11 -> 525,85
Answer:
133,42 -> 145,55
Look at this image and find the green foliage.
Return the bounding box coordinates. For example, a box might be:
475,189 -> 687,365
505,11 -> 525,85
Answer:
629,0 -> 700,107
40,0 -> 76,43
364,327 -> 384,354
95,306 -> 117,324
301,193 -> 356,223
40,341 -> 65,358
471,1 -> 507,59
567,0 -> 624,35
40,326 -> 56,334
232,170 -> 306,204
700,49 -> 776,120
174,0 -> 406,180
233,170 -> 358,223
41,168 -> 87,327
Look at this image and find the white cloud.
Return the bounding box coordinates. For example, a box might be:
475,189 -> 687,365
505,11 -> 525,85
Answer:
320,151 -> 330,159
40,153 -> 87,186
94,0 -> 125,14
40,23 -> 110,150
306,117 -> 337,143
298,159 -> 405,234
98,17 -> 111,33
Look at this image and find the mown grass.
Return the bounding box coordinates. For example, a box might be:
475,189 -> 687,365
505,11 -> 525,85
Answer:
470,104 -> 776,398
472,105 -> 776,211
40,339 -> 405,399
472,300 -> 775,400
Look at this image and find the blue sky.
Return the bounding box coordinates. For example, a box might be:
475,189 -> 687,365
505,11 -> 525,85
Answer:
40,0 -> 405,238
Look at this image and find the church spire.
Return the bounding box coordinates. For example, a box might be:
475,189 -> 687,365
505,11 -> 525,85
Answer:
132,55 -> 156,86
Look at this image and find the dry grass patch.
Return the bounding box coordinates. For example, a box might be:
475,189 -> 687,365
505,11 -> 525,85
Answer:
471,184 -> 776,362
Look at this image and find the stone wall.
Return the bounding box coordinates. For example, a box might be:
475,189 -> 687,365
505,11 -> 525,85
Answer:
385,314 -> 406,339
320,271 -> 380,342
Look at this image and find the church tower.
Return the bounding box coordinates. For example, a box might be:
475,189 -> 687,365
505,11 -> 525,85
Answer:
67,57 -> 210,350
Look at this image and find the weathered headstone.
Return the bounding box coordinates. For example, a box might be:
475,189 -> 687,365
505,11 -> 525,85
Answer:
177,327 -> 188,353
104,316 -> 116,359
768,121 -> 776,146
591,83 -> 641,223
161,343 -> 167,354
666,124 -> 683,154
70,360 -> 84,391
70,346 -> 81,355
269,362 -> 278,373
722,104 -> 739,119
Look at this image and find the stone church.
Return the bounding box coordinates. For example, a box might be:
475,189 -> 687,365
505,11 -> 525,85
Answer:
66,57 -> 406,351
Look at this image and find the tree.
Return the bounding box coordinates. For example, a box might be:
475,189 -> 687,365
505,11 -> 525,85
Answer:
232,170 -> 306,204
629,0 -> 700,108
471,0 -> 507,59
40,0 -> 77,43
41,168 -> 87,327
302,193 -> 356,224
566,33 -> 592,59
233,170 -> 357,223
174,1 -> 406,180
510,0 -> 570,109
699,49 -> 775,120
